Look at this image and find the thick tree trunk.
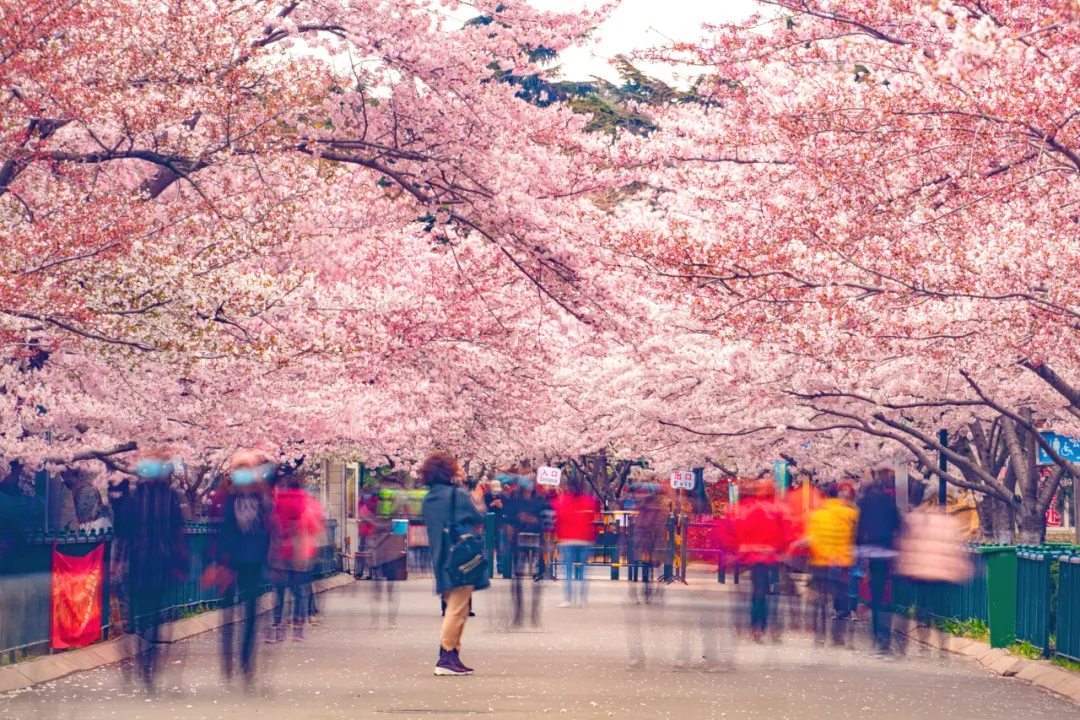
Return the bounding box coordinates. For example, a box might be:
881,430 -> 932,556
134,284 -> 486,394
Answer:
1016,504 -> 1046,545
61,470 -> 108,528
974,494 -> 995,541
989,500 -> 1016,544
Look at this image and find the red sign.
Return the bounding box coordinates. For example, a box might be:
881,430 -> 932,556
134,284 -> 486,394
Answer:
51,544 -> 104,649
1047,493 -> 1063,527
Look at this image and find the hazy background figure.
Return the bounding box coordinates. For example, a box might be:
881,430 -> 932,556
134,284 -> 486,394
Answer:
895,504 -> 975,629
216,450 -> 273,686
111,451 -> 188,692
369,477 -> 406,628
673,590 -> 734,672
505,474 -> 545,628
267,466 -> 320,643
734,480 -> 792,642
781,480 -> 822,633
553,476 -> 600,608
629,483 -> 665,605
856,477 -> 902,654
806,483 -> 859,646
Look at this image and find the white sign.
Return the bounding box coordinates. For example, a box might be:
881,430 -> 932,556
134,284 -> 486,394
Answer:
670,470 -> 695,490
537,466 -> 562,486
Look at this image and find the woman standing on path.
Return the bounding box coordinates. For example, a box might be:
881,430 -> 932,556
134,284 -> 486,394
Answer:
421,451 -> 489,676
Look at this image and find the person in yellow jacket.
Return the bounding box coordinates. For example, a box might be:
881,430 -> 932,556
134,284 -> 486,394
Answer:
806,483 -> 859,646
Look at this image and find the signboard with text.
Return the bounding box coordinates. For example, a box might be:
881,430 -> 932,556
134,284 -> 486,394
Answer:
537,466 -> 562,486
670,471 -> 695,490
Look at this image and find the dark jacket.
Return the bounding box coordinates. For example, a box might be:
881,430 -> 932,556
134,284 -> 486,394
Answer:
856,488 -> 901,550
113,481 -> 188,590
422,482 -> 489,594
218,487 -> 272,568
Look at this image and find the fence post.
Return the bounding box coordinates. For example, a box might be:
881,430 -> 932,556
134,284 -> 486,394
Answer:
485,512 -> 496,579
679,515 -> 689,583
610,515 -> 621,581
663,514 -> 676,582
101,536 -> 112,640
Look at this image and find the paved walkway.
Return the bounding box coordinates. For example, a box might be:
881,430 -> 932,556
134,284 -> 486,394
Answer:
1,578 -> 1076,719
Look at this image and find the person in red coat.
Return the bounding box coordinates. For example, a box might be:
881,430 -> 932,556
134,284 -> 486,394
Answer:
552,478 -> 600,608
734,480 -> 794,641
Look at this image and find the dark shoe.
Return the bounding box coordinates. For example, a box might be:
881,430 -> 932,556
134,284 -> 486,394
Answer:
450,649 -> 474,674
292,624 -> 305,642
435,648 -> 469,676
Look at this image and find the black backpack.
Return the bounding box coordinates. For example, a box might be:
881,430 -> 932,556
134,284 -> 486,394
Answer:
443,488 -> 488,587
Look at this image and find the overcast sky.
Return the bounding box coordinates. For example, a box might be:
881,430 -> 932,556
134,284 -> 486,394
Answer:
530,0 -> 757,82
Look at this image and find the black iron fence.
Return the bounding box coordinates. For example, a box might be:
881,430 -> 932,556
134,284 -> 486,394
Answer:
0,520 -> 338,662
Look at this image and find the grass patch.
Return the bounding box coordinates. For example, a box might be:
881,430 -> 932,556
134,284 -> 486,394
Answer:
177,602 -> 216,619
1010,641 -> 1045,660
1052,656 -> 1080,674
935,618 -> 990,643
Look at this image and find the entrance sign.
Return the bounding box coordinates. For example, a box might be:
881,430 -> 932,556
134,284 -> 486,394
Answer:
670,471 -> 695,490
537,466 -> 562,486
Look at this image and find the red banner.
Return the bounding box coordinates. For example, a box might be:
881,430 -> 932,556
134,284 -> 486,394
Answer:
51,544 -> 104,649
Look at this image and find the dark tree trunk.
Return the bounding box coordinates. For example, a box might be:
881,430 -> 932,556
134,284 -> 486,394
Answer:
61,470 -> 108,527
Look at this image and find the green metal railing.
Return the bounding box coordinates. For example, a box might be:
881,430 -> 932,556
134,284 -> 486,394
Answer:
1058,551 -> 1080,662
1016,547 -> 1052,655
891,547 -> 989,625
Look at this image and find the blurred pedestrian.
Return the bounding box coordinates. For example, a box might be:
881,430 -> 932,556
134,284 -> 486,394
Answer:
630,483 -> 665,604
857,477 -> 901,654
421,451 -> 489,676
267,467 -> 320,643
217,450 -> 273,686
734,480 -> 792,642
806,483 -> 858,646
505,474 -> 545,627
305,486 -> 327,625
371,477 -> 406,628
895,505 -> 974,628
553,477 -> 600,608
112,451 -> 188,691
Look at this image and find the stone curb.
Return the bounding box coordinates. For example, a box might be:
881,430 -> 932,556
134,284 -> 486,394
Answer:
0,573 -> 354,694
891,614 -> 1080,705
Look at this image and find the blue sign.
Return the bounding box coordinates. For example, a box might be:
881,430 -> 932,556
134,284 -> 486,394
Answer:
1037,432 -> 1080,465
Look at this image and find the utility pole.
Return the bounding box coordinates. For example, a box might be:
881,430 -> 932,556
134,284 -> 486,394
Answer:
938,429 -> 948,508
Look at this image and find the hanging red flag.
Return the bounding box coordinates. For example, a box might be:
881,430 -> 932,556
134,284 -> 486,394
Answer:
50,543 -> 104,649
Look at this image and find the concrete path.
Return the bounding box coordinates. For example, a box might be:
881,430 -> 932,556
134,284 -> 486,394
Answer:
1,578 -> 1076,720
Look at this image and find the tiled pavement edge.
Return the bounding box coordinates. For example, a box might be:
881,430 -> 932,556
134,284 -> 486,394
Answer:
0,573 -> 355,694
890,615 -> 1080,705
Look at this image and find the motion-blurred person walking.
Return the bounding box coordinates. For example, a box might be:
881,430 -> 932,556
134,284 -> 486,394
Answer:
421,451 -> 489,676
553,476 -> 600,608
111,451 -> 188,691
267,466 -> 320,643
806,483 -> 858,646
629,483 -> 665,604
217,450 -> 273,686
856,477 -> 901,654
735,480 -> 792,642
505,474 -> 545,627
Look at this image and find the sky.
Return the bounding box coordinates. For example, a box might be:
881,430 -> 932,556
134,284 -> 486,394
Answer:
529,0 -> 758,83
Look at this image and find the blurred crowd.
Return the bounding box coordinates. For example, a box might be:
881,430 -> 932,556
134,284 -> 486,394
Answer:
110,448 -> 327,691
